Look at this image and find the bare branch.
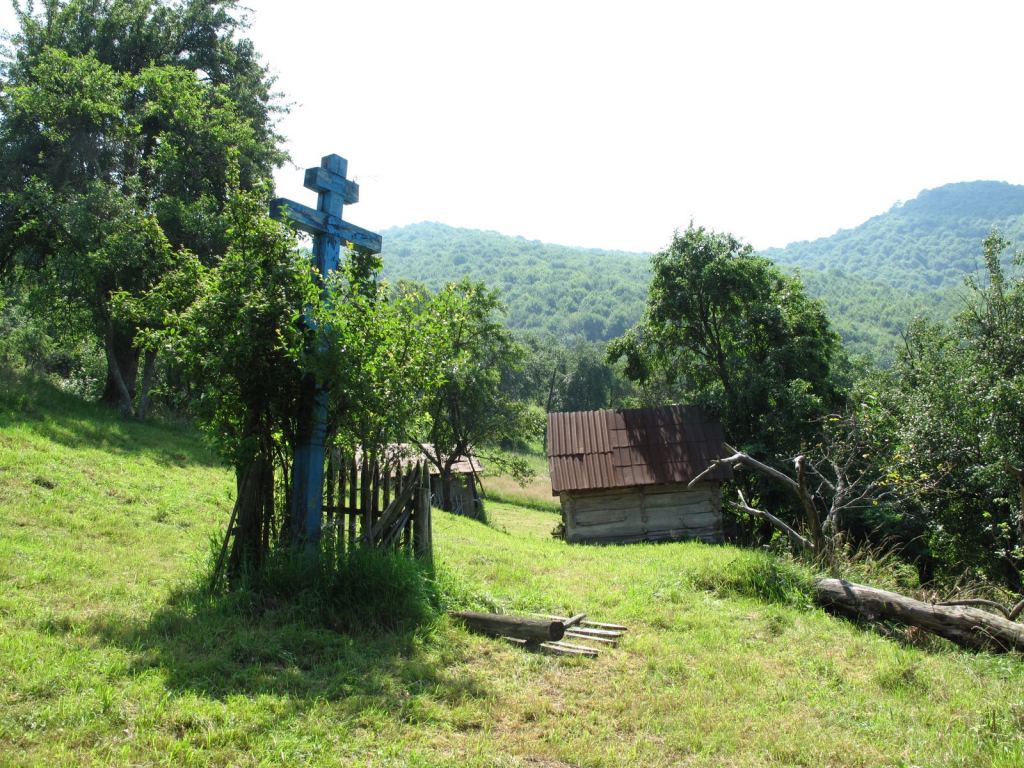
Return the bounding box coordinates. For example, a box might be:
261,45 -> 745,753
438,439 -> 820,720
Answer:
688,445 -> 801,494
733,490 -> 814,553
1009,598 -> 1024,622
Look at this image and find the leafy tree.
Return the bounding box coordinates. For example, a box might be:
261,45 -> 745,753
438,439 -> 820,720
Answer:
128,181 -> 308,571
318,275 -> 444,463
507,335 -> 634,417
609,224 -> 845,461
137,180 -> 439,572
417,280 -> 540,514
878,232 -> 1024,585
0,0 -> 283,414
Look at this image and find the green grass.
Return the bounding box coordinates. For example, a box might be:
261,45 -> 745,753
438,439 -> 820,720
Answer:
3,372 -> 1024,766
480,446 -> 561,513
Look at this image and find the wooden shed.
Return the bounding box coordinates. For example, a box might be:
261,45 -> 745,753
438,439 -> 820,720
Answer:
547,405 -> 732,544
369,444 -> 484,519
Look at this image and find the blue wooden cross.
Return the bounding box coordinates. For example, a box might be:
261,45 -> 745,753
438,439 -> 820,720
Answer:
271,154 -> 382,546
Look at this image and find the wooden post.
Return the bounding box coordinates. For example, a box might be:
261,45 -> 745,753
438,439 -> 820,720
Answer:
372,460 -> 381,533
325,448 -> 336,524
403,462 -> 416,553
360,454 -> 371,545
348,455 -> 357,550
337,451 -> 347,549
414,461 -> 432,560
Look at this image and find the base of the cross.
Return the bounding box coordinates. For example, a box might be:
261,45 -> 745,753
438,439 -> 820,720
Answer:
291,388 -> 328,549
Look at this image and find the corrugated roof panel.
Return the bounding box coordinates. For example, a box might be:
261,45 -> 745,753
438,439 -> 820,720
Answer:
547,405 -> 732,493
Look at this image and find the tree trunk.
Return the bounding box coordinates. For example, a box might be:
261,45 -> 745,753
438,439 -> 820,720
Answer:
227,454 -> 274,582
135,349 -> 157,419
440,469 -> 454,512
102,325 -> 139,413
814,578 -> 1024,652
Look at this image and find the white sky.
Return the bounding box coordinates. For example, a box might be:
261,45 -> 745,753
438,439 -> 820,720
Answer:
4,1 -> 1024,252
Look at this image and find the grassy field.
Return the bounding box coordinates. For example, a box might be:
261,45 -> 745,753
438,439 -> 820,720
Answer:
3,375 -> 1024,766
479,447 -> 560,513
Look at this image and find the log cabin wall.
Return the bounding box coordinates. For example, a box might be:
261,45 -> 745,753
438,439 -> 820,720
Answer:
561,481 -> 723,544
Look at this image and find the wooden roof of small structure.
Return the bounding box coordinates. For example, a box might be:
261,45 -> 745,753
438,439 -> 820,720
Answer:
546,405 -> 731,494
359,444 -> 482,477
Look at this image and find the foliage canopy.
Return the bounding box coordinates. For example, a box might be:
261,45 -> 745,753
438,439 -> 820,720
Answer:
609,224 -> 845,460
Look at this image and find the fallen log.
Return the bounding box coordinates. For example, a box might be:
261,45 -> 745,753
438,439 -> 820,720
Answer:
450,611 -> 565,643
814,578 -> 1024,652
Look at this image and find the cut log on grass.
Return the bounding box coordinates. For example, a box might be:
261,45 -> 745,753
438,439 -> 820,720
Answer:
450,611 -> 565,643
815,578 -> 1024,652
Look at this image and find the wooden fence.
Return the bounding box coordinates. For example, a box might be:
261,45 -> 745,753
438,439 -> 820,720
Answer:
322,449 -> 432,559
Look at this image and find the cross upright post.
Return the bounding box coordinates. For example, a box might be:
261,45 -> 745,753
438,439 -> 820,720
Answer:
271,154 -> 382,548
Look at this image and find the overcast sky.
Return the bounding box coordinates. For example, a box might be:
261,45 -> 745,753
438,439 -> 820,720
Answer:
4,1 -> 1023,252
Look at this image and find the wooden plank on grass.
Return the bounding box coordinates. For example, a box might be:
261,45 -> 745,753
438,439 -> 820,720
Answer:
558,625 -> 623,638
540,641 -> 599,657
564,631 -> 618,645
544,614 -> 629,632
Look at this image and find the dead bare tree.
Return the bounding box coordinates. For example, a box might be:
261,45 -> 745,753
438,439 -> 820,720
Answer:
690,412 -> 898,559
687,426 -> 1024,652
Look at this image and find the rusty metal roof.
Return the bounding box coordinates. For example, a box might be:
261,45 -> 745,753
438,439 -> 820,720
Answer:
547,405 -> 732,494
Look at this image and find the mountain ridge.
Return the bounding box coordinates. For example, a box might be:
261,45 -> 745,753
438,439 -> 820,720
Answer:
379,181 -> 1024,360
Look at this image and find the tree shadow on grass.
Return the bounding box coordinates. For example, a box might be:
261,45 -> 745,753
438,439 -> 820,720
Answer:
48,560 -> 489,713
0,370 -> 222,468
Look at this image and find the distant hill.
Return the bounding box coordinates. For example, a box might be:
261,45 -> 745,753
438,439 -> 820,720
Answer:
378,182 -> 1024,362
764,181 -> 1024,360
380,222 -> 649,343
765,181 -> 1024,291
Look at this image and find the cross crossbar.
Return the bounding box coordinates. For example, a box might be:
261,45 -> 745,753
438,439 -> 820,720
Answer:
304,166 -> 359,204
269,198 -> 383,252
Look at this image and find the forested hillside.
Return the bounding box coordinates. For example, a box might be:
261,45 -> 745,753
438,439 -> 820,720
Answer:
382,182 -> 1024,362
380,222 -> 649,342
766,181 -> 1024,291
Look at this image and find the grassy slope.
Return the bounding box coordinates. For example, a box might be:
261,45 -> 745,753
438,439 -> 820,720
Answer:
2,377 -> 1024,767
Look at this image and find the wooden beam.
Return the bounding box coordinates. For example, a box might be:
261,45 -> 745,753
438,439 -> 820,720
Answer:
369,474 -> 419,543
336,220 -> 383,253
450,611 -> 565,642
270,198 -> 326,235
564,631 -> 617,645
304,166 -> 359,204
558,625 -> 623,639
270,199 -> 383,253
540,641 -> 599,657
